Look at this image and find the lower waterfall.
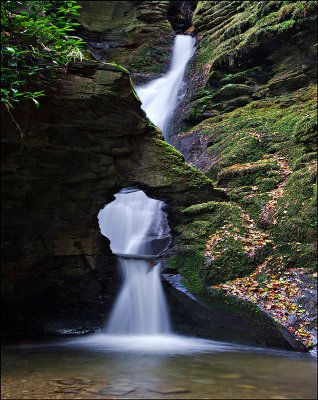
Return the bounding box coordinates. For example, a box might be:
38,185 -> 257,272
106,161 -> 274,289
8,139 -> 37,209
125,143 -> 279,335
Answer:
106,260 -> 170,335
98,188 -> 171,335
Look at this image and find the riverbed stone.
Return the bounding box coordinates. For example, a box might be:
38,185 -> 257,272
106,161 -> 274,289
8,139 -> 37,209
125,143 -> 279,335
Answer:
147,384 -> 191,395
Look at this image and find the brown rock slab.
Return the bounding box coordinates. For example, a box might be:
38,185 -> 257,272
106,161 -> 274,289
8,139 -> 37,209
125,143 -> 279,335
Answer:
148,384 -> 190,395
98,384 -> 136,396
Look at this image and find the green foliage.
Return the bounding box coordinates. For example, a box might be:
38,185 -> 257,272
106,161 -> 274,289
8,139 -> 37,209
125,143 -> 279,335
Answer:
1,0 -> 85,109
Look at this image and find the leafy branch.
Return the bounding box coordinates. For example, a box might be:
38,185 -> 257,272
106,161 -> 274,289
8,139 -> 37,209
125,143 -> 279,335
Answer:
1,0 -> 86,110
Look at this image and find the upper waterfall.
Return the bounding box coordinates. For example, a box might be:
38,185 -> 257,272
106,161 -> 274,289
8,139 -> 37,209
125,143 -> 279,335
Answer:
135,35 -> 196,139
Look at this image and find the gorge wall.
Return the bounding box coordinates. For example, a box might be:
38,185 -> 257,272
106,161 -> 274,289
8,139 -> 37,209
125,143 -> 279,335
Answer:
1,1 -> 316,350
1,60 -> 219,338
168,0 -> 317,350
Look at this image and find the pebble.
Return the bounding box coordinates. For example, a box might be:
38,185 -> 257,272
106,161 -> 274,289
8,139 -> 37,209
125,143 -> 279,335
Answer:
55,379 -> 76,385
148,384 -> 190,395
98,385 -> 136,396
84,388 -> 101,394
74,378 -> 96,384
54,388 -> 79,394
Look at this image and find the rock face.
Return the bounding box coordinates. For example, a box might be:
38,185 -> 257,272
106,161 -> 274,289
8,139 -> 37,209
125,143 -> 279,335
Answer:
1,61 -> 218,338
167,0 -> 317,349
1,1 -> 315,350
169,0 -> 317,277
164,280 -> 306,351
171,0 -> 317,133
76,1 -> 175,84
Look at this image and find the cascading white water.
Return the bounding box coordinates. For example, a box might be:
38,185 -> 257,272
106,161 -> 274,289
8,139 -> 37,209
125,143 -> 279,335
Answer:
98,189 -> 171,335
106,261 -> 170,335
96,35 -> 196,338
135,34 -> 196,138
89,34 -> 208,348
53,33 -> 242,352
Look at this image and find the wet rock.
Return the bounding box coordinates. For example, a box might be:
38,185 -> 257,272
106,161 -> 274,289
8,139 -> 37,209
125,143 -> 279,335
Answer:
2,61 -> 218,339
98,384 -> 136,396
76,1 -> 174,80
148,384 -> 191,395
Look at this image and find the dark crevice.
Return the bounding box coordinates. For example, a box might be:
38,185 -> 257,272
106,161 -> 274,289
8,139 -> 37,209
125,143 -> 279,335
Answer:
167,1 -> 198,33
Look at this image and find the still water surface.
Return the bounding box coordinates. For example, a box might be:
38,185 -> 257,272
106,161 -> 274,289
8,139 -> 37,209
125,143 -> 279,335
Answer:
1,335 -> 317,399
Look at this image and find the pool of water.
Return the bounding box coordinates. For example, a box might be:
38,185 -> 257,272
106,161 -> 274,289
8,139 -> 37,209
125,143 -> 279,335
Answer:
1,334 -> 317,399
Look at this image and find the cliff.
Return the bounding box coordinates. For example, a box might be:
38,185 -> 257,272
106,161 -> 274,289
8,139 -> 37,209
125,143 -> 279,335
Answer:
1,0 -> 316,350
169,0 -> 317,349
1,61 -> 218,338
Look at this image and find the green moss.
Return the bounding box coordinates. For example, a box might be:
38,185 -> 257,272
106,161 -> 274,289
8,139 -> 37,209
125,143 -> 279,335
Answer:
217,160 -> 280,188
270,163 -> 317,269
276,1 -> 317,21
169,200 -> 272,289
220,67 -> 262,84
129,35 -> 173,74
129,78 -> 141,102
214,84 -> 254,99
292,152 -> 317,170
187,85 -> 316,174
256,176 -> 281,192
236,193 -> 271,225
106,63 -> 129,74
202,236 -> 257,285
178,1 -> 317,293
168,253 -> 206,294
294,112 -> 317,152
182,201 -> 244,226
203,287 -> 273,318
152,138 -> 187,164
193,1 -> 316,70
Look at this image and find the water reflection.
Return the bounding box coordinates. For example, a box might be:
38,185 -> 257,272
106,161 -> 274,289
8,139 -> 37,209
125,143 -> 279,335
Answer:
2,338 -> 317,399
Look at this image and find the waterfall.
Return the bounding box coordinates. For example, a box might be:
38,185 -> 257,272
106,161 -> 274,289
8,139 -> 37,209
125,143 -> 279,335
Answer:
62,34 -> 238,352
105,261 -> 170,335
98,189 -> 171,335
135,34 -> 196,139
97,34 -> 195,338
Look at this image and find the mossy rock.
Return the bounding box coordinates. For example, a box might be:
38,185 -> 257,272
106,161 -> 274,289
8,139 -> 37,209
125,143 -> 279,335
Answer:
168,200 -> 272,291
213,84 -> 254,101
294,113 -> 317,152
270,164 -> 317,270
217,160 -> 280,187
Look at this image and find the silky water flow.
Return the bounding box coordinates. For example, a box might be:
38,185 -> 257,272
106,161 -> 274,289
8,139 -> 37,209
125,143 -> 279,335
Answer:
85,34 -> 228,351
97,35 -> 197,339
98,189 -> 171,335
66,35 -> 249,352
135,34 -> 196,139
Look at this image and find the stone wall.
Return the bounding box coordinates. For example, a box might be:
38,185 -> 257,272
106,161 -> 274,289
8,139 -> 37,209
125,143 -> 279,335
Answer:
1,61 -> 217,338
